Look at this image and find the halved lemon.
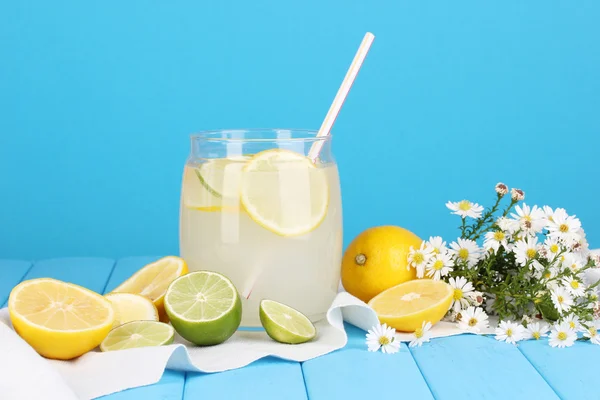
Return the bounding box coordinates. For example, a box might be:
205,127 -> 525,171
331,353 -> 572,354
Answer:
110,256 -> 188,322
105,293 -> 159,327
182,157 -> 249,212
8,278 -> 115,360
240,149 -> 329,236
368,279 -> 453,332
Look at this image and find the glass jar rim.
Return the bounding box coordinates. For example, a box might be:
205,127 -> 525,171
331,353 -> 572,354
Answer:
190,128 -> 331,142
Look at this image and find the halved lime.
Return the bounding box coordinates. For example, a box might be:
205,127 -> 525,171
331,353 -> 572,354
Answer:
100,320 -> 175,352
164,271 -> 242,346
259,299 -> 316,344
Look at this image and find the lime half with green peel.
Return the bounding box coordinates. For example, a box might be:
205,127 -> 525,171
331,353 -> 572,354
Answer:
164,271 -> 242,346
259,299 -> 316,344
100,320 -> 175,352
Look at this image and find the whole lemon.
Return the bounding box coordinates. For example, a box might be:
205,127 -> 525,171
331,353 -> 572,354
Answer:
341,225 -> 423,303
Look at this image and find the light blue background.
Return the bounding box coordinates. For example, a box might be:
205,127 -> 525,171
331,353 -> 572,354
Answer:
1,1 -> 598,259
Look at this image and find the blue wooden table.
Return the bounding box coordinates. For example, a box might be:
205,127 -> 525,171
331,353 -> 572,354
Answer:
1,256 -> 598,400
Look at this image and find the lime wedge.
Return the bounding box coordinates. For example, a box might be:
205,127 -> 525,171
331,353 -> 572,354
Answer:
164,271 -> 242,346
183,157 -> 249,211
100,321 -> 174,352
259,299 -> 316,344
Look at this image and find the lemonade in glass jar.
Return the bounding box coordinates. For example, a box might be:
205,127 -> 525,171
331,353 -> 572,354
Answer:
179,129 -> 342,327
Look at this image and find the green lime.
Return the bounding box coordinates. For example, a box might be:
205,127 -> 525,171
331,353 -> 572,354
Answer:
99,320 -> 174,352
164,271 -> 242,346
259,299 -> 316,344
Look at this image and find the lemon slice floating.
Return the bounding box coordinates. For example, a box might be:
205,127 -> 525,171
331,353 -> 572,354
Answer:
240,149 -> 329,236
8,278 -> 115,360
105,293 -> 159,327
368,279 -> 453,332
100,320 -> 175,352
110,256 -> 188,322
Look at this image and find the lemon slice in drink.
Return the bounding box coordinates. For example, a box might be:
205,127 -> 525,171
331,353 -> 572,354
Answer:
368,279 -> 453,332
110,256 -> 188,322
8,278 -> 115,360
105,293 -> 159,327
164,271 -> 242,346
183,157 -> 248,212
100,321 -> 175,352
259,299 -> 316,344
240,149 -> 329,236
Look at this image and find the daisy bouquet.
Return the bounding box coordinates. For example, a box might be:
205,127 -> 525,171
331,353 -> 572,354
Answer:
406,183 -> 600,348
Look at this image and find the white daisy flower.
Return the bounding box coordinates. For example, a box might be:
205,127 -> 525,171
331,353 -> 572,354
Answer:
511,188 -> 525,201
523,321 -> 550,340
483,230 -> 509,253
495,182 -> 509,196
366,323 -> 401,354
571,228 -> 589,254
446,200 -> 484,219
542,205 -> 555,224
407,242 -> 434,278
583,320 -> 600,345
561,252 -> 584,273
543,237 -> 562,261
409,321 -> 432,348
549,322 -> 577,348
448,276 -> 475,312
426,236 -> 448,255
562,276 -> 586,297
495,320 -> 524,344
458,306 -> 489,333
510,203 -> 545,236
425,253 -> 454,280
449,238 -> 481,268
547,209 -> 582,246
496,216 -> 519,236
563,314 -> 581,331
551,286 -> 574,314
589,253 -> 600,268
467,291 -> 484,307
513,236 -> 539,267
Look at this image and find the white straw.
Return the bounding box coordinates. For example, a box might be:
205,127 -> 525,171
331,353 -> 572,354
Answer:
308,32 -> 375,163
242,32 -> 375,300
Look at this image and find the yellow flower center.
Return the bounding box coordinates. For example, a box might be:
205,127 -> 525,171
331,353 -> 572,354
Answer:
550,244 -> 559,253
414,328 -> 423,339
433,248 -> 440,254
533,332 -> 541,340
557,332 -> 567,341
544,272 -> 552,279
589,327 -> 597,337
458,249 -> 469,260
493,231 -> 505,241
571,280 -> 579,289
559,224 -> 569,233
569,321 -> 576,329
453,288 -> 463,301
433,260 -> 444,271
523,215 -> 532,222
557,295 -> 564,304
506,328 -> 513,337
458,201 -> 472,211
526,248 -> 537,258
468,318 -> 478,327
548,216 -> 554,222
379,336 -> 390,345
413,253 -> 424,264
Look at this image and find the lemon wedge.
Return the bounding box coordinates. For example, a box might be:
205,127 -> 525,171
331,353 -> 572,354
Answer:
240,149 -> 329,236
105,293 -> 159,327
110,256 -> 188,322
8,278 -> 115,360
368,279 -> 453,332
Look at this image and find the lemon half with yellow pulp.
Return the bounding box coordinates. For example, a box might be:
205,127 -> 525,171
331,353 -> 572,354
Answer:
240,149 -> 329,236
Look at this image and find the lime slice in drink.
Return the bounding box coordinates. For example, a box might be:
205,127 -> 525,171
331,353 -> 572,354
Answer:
183,157 -> 249,212
259,299 -> 316,344
164,271 -> 242,346
100,320 -> 175,352
240,149 -> 329,236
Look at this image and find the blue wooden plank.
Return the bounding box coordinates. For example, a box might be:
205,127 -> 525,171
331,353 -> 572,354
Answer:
184,358 -> 307,400
21,257 -> 116,294
0,259 -> 32,306
101,256 -> 186,400
409,334 -> 560,400
103,256 -> 162,294
302,323 -> 433,400
518,338 -> 600,400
